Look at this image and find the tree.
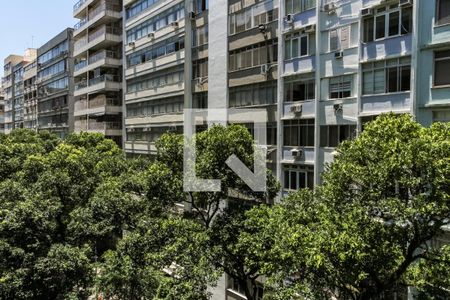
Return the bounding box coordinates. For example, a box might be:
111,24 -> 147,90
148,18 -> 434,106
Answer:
0,130 -> 148,299
244,114 -> 450,299
99,124 -> 279,300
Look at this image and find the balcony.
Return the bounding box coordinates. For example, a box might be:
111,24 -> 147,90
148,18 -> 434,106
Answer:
74,74 -> 121,96
73,0 -> 95,19
124,141 -> 156,155
74,26 -> 122,56
74,2 -> 122,37
74,96 -> 122,117
74,120 -> 122,135
74,50 -> 121,76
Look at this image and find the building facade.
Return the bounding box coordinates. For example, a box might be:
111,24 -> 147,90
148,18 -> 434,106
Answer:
0,87 -> 4,134
2,50 -> 37,134
23,59 -> 38,130
121,0 -> 450,298
73,0 -> 124,145
36,28 -> 75,138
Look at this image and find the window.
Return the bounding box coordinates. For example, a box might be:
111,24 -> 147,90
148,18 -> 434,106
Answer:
283,165 -> 314,191
320,125 -> 356,147
329,25 -> 351,51
437,0 -> 450,25
229,81 -> 277,107
126,96 -> 184,117
432,110 -> 450,122
285,33 -> 309,59
229,41 -> 277,71
193,59 -> 208,79
283,119 -> 314,147
195,0 -> 208,13
127,37 -> 185,67
362,57 -> 411,95
329,75 -> 352,99
126,0 -> 162,19
229,0 -> 278,35
126,4 -> 185,43
127,70 -> 184,93
434,50 -> 450,86
193,25 -> 209,47
284,76 -> 315,102
193,92 -> 208,109
285,0 -> 316,15
37,41 -> 69,65
363,6 -> 412,43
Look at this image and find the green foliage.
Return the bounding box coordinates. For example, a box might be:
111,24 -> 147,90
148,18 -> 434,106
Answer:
244,114 -> 450,299
0,130 -> 147,299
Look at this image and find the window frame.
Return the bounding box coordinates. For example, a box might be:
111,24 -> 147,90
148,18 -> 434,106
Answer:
434,50 -> 450,86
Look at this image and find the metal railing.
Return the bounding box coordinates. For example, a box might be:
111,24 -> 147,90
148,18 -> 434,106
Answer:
74,50 -> 119,72
74,74 -> 120,90
74,97 -> 121,110
74,0 -> 88,12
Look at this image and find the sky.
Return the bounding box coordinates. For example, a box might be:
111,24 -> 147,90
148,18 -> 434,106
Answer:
0,0 -> 74,78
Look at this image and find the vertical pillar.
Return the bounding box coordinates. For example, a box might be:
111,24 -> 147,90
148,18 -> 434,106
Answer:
313,2 -> 322,186
207,0 -> 229,124
276,0 -> 285,200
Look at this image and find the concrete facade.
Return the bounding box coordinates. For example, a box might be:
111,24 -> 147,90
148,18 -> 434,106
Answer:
36,28 -> 75,138
73,0 -> 124,145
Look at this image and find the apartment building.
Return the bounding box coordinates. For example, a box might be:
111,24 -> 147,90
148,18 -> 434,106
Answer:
73,0 -> 124,145
36,28 -> 75,138
120,0 -> 449,298
23,60 -> 38,130
123,0 -> 187,154
2,50 -> 37,134
0,87 -> 4,134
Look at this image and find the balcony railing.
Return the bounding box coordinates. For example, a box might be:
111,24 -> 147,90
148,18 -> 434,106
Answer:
75,74 -> 120,90
75,97 -> 121,111
74,0 -> 88,12
75,120 -> 121,131
74,3 -> 121,30
74,50 -> 120,72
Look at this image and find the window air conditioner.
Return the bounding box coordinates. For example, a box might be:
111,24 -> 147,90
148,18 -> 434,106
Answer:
171,21 -> 179,28
334,51 -> 344,59
399,0 -> 413,7
284,14 -> 294,24
188,11 -> 196,20
324,2 -> 336,13
128,41 -> 135,48
361,8 -> 373,17
290,104 -> 302,114
147,32 -> 155,39
333,103 -> 343,112
291,148 -> 304,158
304,24 -> 316,33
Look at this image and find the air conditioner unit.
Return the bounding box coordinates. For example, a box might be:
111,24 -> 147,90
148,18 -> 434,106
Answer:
333,103 -> 343,112
399,0 -> 413,7
260,64 -> 269,75
188,11 -> 196,20
361,8 -> 373,17
147,32 -> 155,39
128,41 -> 135,48
171,21 -> 179,28
195,77 -> 204,86
324,2 -> 336,12
291,148 -> 304,158
334,51 -> 344,59
143,127 -> 151,132
284,14 -> 294,24
290,104 -> 302,114
304,24 -> 316,33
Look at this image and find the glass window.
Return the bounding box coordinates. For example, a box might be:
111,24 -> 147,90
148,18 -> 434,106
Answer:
362,57 -> 411,95
329,75 -> 352,99
375,14 -> 386,39
437,0 -> 450,25
435,50 -> 450,86
388,11 -> 400,36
